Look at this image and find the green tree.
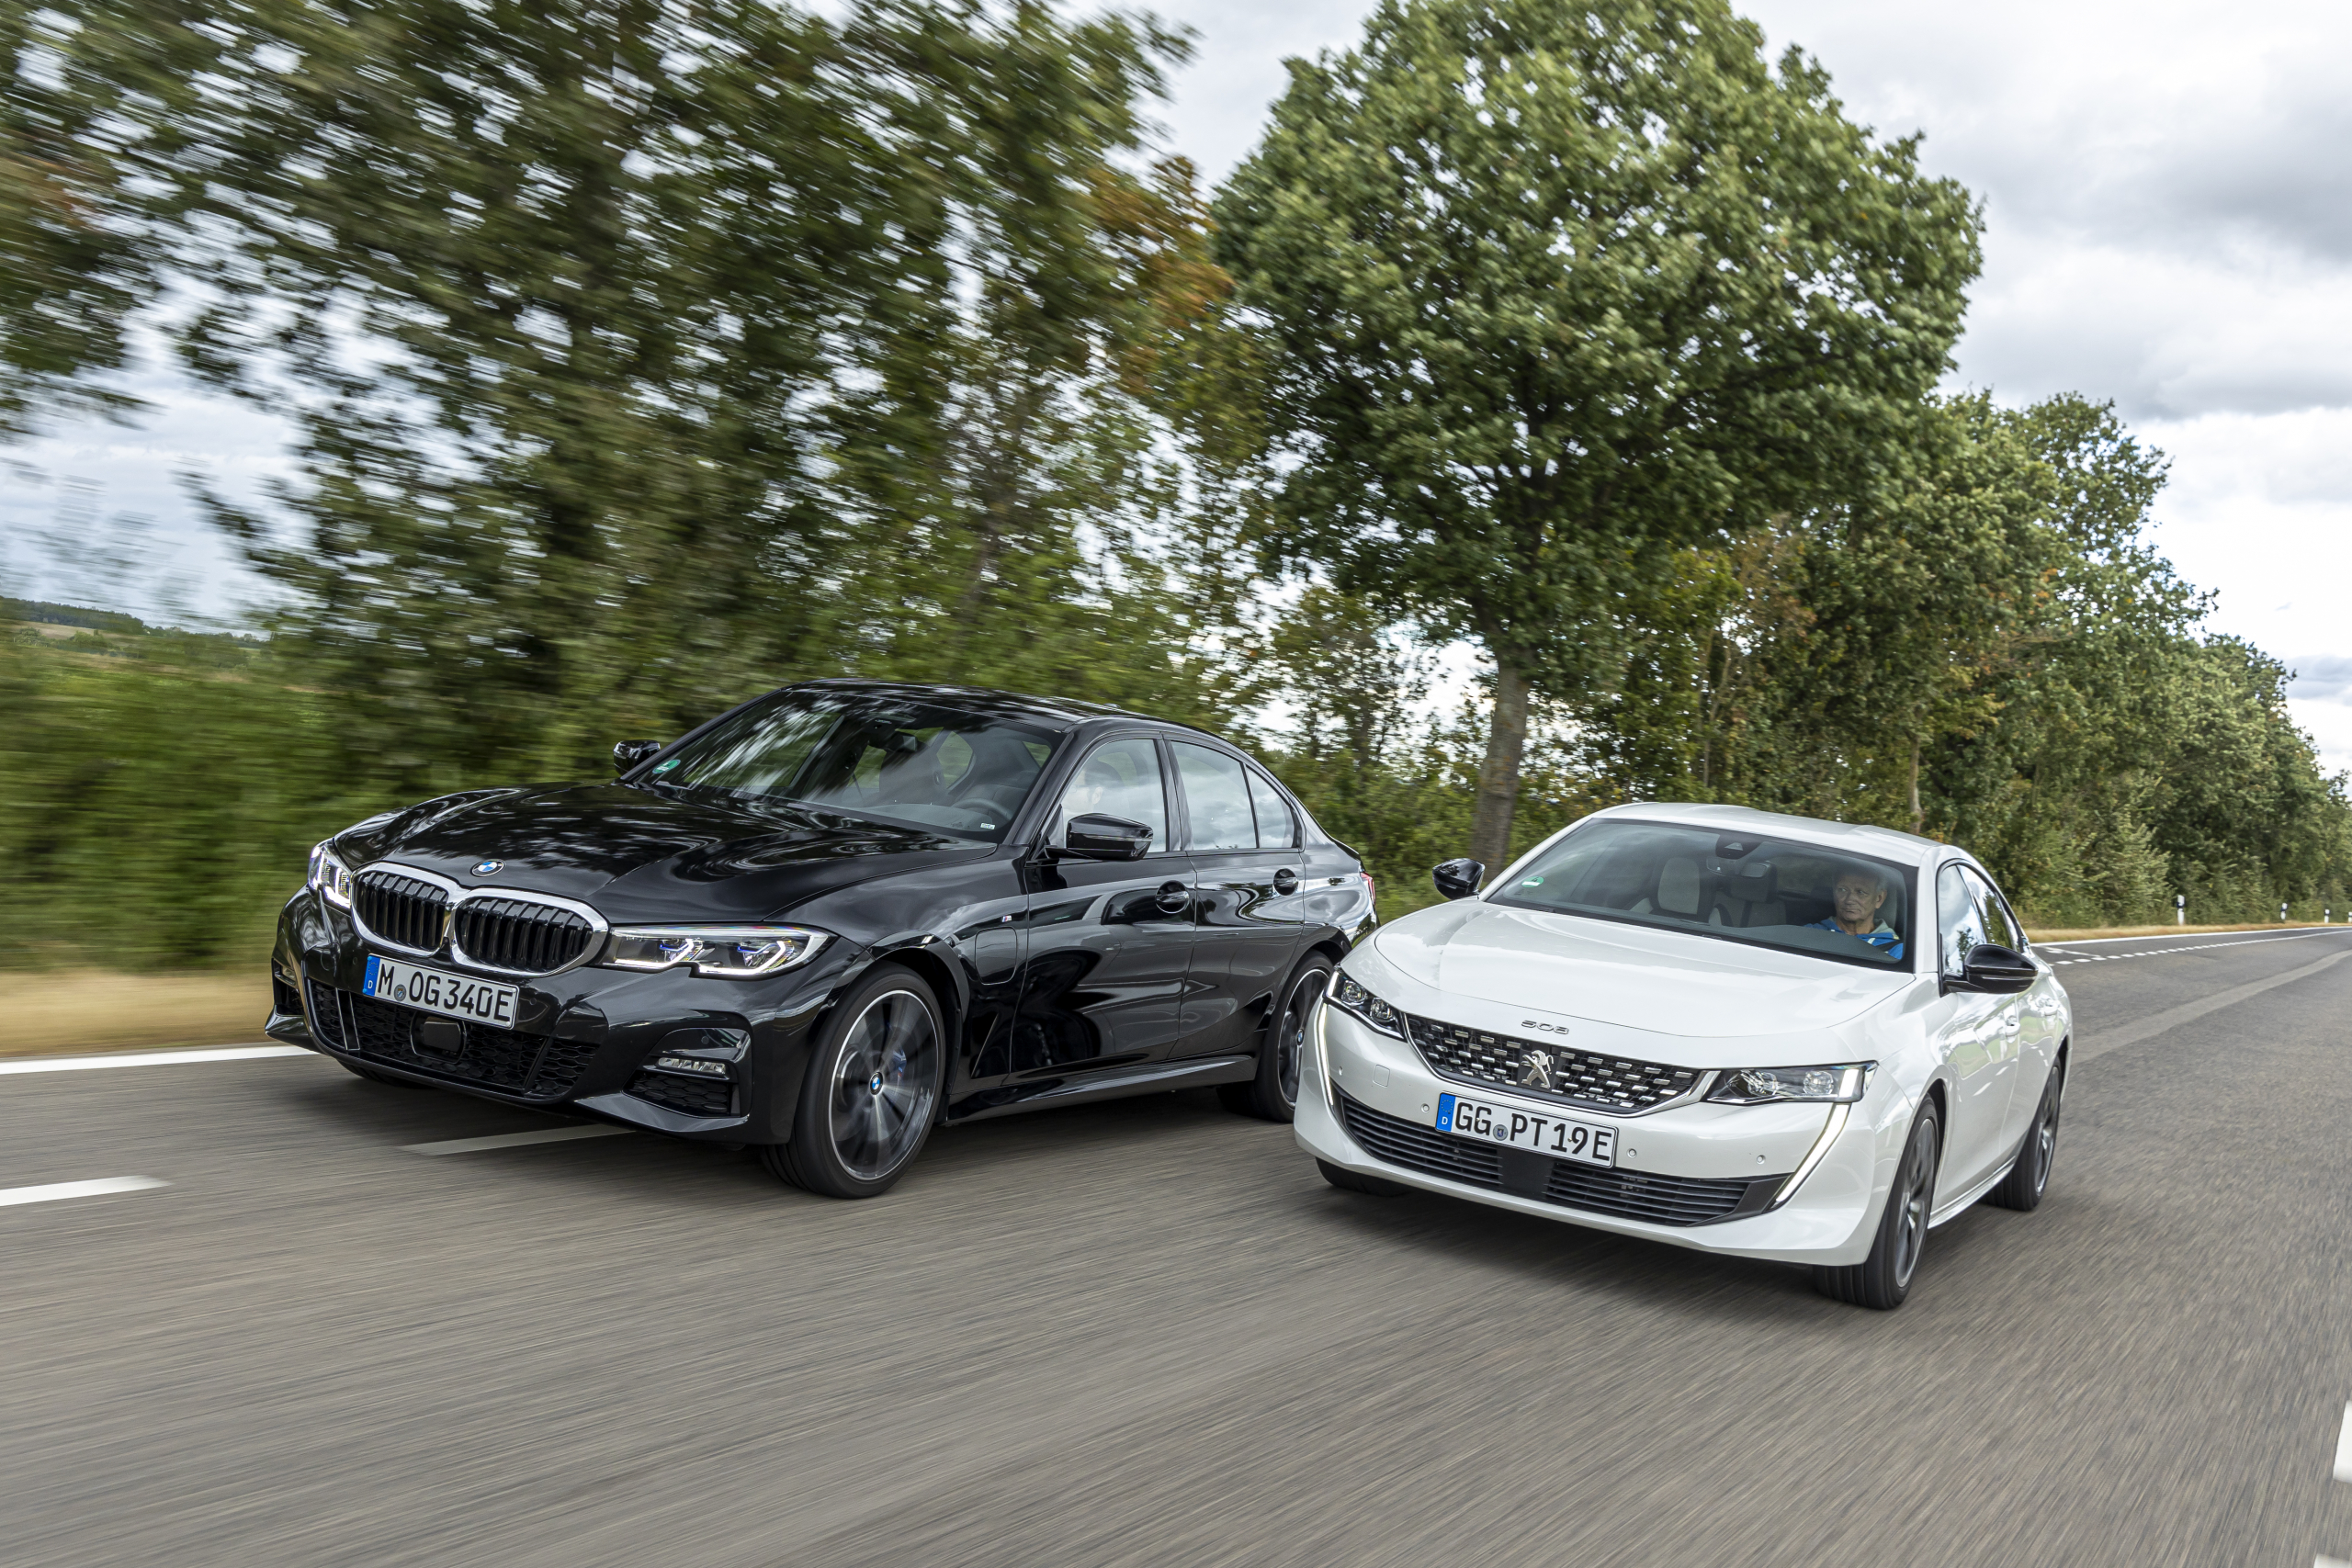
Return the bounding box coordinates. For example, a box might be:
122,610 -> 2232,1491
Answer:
1215,0 -> 1979,868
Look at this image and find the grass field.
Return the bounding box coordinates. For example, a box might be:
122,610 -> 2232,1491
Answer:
0,969 -> 270,1058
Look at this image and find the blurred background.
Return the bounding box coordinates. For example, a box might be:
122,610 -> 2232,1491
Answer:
4,0 -> 2346,1054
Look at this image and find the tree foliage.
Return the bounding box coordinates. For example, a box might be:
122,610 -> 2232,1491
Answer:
0,0 -> 2344,964
1215,0 -> 1980,866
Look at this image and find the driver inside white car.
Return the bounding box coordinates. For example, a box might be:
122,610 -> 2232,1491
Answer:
1809,866 -> 1905,959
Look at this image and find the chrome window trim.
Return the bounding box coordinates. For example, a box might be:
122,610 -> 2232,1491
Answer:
448,886 -> 611,979
347,862 -> 461,957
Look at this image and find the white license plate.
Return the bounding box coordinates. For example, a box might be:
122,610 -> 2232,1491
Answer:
1436,1091 -> 1617,1167
363,955 -> 518,1028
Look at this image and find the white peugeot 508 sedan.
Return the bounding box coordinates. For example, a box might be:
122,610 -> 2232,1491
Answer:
1295,804 -> 2071,1309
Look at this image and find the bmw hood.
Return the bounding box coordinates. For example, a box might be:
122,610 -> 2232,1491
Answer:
1370,900 -> 1912,1040
336,783 -> 995,924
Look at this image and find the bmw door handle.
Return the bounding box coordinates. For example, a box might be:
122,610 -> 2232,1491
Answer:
1154,881 -> 1192,916
1272,868 -> 1299,895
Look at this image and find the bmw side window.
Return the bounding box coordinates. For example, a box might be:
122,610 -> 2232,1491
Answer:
1245,767 -> 1298,850
1938,864 -> 1987,976
1052,738 -> 1169,852
1171,742 -> 1256,852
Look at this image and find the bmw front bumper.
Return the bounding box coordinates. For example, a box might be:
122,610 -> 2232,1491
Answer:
266,886 -> 847,1142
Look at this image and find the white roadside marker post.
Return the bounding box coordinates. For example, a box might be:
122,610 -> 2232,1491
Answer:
2176,893 -> 2185,926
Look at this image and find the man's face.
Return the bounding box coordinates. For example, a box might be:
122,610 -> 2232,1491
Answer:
1833,873 -> 1886,930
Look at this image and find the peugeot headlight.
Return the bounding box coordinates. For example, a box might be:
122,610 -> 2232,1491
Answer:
306,841 -> 355,908
602,925 -> 829,979
1705,1064 -> 1872,1105
1328,970 -> 1406,1039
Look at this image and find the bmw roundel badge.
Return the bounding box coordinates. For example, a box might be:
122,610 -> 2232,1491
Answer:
470,859 -> 503,876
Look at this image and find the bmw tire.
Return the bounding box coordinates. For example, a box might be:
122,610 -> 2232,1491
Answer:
1221,955 -> 1333,1123
763,964 -> 944,1200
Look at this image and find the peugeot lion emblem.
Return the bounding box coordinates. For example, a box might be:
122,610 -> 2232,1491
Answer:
470,859 -> 503,876
1517,1048 -> 1556,1093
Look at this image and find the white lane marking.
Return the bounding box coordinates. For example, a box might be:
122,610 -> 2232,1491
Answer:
0,1176 -> 168,1207
0,1044 -> 311,1077
402,1124 -> 631,1156
2316,1558 -> 2350,1567
2040,926 -> 2342,947
2335,1403 -> 2352,1483
2078,946 -> 2352,1062
2041,930 -> 2352,964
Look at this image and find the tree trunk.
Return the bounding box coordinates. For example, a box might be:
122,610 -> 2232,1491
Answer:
1906,736 -> 1923,837
1466,654 -> 1530,872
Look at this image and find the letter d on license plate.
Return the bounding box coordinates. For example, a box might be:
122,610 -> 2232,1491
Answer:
364,954 -> 519,1028
1435,1091 -> 1616,1168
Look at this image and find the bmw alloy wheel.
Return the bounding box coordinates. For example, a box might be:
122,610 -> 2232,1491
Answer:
827,988 -> 940,1182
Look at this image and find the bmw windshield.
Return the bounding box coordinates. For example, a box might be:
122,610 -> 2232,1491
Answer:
1490,820 -> 1916,969
639,689 -> 1066,843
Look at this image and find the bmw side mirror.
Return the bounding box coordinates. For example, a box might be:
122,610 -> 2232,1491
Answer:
1432,858 -> 1486,900
1058,813 -> 1152,862
1945,942 -> 2036,996
613,739 -> 665,773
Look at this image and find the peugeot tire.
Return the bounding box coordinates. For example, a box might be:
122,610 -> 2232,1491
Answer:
1815,1100 -> 1940,1311
1988,1055 -> 2064,1213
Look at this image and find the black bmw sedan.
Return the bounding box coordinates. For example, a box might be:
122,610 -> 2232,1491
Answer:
266,680 -> 1374,1196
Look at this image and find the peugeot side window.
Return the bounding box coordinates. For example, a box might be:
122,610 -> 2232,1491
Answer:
1938,863 -> 1988,976
1966,868 -> 2021,951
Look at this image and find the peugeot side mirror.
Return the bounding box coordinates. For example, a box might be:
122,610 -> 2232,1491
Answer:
1058,813 -> 1153,862
1944,942 -> 2036,996
613,739 -> 666,773
1433,858 -> 1486,900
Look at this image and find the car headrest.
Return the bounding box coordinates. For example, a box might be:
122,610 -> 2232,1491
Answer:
1657,856 -> 1702,917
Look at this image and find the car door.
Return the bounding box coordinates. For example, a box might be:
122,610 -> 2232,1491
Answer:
1005,733 -> 1198,1081
1930,862 -> 2019,1193
1970,868 -> 2043,1156
1169,742 -> 1317,1058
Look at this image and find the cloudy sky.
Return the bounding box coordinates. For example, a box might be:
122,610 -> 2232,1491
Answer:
6,0 -> 2350,762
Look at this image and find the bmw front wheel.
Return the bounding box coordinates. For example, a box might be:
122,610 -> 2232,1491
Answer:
1221,955 -> 1333,1122
764,965 -> 944,1199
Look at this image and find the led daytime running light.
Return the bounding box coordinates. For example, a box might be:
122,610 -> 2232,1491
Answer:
307,841 -> 355,909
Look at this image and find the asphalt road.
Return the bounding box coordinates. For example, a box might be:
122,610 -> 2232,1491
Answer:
6,929 -> 2352,1567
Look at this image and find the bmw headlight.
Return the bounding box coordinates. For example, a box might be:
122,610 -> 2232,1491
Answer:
307,841 -> 355,908
1706,1064 -> 1872,1105
602,925 -> 829,979
1328,970 -> 1406,1039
